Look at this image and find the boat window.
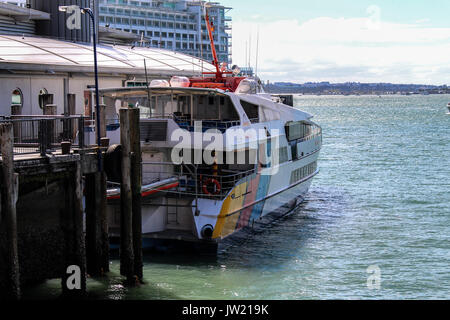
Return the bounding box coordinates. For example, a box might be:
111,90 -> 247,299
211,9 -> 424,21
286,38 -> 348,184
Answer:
145,93 -> 240,132
240,100 -> 259,123
191,94 -> 240,129
259,107 -> 281,122
285,121 -> 313,141
279,147 -> 289,164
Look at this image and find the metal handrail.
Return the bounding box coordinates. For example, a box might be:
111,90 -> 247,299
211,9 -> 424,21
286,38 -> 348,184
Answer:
140,162 -> 257,200
0,115 -> 87,156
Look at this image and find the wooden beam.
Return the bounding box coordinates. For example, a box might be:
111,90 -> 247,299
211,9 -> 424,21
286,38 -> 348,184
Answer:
85,171 -> 109,277
119,108 -> 134,283
61,161 -> 86,298
129,108 -> 143,282
0,123 -> 20,300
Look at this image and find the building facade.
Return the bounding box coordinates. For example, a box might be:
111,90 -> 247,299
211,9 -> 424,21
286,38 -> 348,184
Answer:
0,0 -> 215,117
98,0 -> 232,65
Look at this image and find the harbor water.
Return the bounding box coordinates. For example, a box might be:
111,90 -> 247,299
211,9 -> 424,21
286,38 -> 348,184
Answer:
25,94 -> 450,300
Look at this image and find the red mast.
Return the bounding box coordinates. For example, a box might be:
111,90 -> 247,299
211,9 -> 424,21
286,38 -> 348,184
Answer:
189,4 -> 245,92
204,9 -> 221,80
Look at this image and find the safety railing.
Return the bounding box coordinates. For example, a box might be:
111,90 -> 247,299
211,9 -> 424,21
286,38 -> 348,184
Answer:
0,115 -> 86,156
139,162 -> 256,200
297,124 -> 322,143
144,113 -> 243,133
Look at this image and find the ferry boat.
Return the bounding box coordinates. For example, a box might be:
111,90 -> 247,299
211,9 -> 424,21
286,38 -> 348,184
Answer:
87,6 -> 322,251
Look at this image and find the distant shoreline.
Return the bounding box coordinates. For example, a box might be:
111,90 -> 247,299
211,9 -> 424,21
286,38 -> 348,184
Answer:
269,92 -> 450,96
264,82 -> 450,96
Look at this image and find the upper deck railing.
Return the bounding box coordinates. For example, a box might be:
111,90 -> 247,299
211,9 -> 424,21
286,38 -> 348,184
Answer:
141,112 -> 260,132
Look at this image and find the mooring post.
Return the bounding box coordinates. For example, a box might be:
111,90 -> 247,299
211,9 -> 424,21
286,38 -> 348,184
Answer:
119,108 -> 139,283
85,171 -> 109,277
61,161 -> 86,298
97,104 -> 107,140
129,108 -> 143,282
120,108 -> 143,284
0,123 -> 20,300
43,104 -> 57,150
67,94 -> 77,141
10,104 -> 22,143
63,94 -> 76,141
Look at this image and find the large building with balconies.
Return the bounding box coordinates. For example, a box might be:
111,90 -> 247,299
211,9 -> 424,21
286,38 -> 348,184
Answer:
98,0 -> 232,65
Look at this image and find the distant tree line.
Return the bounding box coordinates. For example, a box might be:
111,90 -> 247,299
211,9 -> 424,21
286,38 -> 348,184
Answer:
263,82 -> 450,95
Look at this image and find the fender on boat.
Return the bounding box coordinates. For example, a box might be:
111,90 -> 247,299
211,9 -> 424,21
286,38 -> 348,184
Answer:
107,177 -> 179,201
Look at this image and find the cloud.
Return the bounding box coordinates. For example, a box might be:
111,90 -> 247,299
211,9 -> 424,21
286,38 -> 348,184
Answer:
232,16 -> 450,84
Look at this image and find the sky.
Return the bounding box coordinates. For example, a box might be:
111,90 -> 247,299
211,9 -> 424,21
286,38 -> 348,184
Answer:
220,0 -> 450,84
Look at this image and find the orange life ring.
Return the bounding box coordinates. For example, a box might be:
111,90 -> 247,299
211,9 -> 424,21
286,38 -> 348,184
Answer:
203,178 -> 221,195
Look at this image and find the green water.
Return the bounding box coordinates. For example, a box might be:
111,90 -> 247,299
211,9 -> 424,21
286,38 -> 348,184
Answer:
26,95 -> 450,300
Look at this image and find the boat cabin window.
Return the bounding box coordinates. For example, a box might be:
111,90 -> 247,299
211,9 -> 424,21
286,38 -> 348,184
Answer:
240,100 -> 259,123
147,93 -> 240,132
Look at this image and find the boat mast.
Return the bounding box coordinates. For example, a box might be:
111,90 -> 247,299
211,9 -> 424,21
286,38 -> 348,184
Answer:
203,4 -> 222,80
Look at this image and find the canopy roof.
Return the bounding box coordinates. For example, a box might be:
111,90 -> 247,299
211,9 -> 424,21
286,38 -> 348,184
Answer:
0,35 -> 215,76
98,86 -> 227,99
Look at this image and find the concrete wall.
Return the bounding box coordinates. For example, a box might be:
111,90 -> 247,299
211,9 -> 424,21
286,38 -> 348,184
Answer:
0,173 -> 69,293
0,75 -> 123,116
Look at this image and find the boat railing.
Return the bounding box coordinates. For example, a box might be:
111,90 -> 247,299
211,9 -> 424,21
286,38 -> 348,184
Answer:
141,161 -> 256,200
299,125 -> 322,143
142,113 -> 243,132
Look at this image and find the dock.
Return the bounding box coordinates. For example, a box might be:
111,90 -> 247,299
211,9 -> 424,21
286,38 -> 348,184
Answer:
0,107 -> 143,299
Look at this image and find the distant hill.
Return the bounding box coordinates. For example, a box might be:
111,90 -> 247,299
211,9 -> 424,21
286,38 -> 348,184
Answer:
263,82 -> 450,95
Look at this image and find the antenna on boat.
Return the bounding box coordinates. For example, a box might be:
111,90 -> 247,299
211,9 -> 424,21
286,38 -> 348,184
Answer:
144,59 -> 152,118
255,25 -> 260,78
248,33 -> 252,70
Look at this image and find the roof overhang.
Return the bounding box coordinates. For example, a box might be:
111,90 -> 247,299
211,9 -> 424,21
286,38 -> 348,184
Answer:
0,61 -> 202,77
98,86 -> 227,99
0,35 -> 215,77
98,26 -> 141,41
0,3 -> 50,21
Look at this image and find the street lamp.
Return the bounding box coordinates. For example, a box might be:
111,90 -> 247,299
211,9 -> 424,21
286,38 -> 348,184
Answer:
59,5 -> 102,171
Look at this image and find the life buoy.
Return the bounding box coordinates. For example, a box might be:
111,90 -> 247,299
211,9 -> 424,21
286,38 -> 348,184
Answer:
202,178 -> 221,195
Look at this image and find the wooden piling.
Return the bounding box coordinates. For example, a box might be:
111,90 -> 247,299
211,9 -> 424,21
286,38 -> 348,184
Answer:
119,107 -> 143,283
130,108 -> 143,282
119,108 -> 134,282
0,123 -> 20,300
39,94 -> 53,111
97,104 -> 107,139
67,94 -> 76,116
11,105 -> 22,143
85,171 -> 109,277
43,104 -> 57,116
63,94 -> 77,141
43,104 -> 57,149
61,161 -> 86,298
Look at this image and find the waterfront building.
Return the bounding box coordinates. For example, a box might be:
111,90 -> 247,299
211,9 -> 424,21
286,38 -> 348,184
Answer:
97,0 -> 232,65
0,1 -> 214,116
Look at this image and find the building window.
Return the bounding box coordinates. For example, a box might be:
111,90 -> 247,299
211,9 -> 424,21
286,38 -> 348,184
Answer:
38,88 -> 48,109
11,88 -> 23,107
